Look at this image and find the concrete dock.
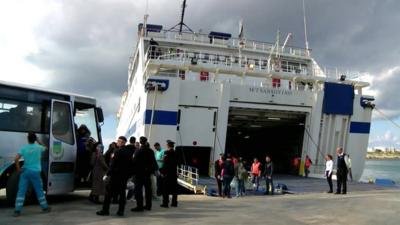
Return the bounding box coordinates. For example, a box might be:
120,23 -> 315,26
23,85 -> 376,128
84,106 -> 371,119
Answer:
0,178 -> 399,225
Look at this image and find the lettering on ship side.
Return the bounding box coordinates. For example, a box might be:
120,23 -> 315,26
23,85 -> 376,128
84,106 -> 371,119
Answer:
249,87 -> 293,96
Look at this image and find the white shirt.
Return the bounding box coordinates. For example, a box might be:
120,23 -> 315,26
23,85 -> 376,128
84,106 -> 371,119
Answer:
346,157 -> 352,169
325,160 -> 333,175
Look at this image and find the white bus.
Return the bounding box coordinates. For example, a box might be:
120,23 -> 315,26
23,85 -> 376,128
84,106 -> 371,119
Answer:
0,81 -> 104,203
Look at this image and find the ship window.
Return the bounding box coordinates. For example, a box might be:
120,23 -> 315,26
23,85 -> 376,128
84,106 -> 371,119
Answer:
288,62 -> 302,73
281,61 -> 289,72
155,69 -> 175,77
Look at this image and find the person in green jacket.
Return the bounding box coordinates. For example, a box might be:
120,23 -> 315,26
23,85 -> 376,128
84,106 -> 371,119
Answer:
234,157 -> 248,197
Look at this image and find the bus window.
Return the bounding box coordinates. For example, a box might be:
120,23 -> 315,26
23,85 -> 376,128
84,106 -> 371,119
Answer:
52,102 -> 74,145
74,107 -> 99,142
0,98 -> 42,132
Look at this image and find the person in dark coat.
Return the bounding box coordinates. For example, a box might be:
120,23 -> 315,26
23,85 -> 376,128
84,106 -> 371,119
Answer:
126,136 -> 137,201
263,155 -> 274,195
336,147 -> 349,194
125,136 -> 137,155
96,136 -> 134,217
222,156 -> 235,198
104,141 -> 119,203
131,136 -> 158,212
214,154 -> 224,197
76,125 -> 91,183
89,143 -> 108,204
104,142 -> 117,167
160,140 -> 178,207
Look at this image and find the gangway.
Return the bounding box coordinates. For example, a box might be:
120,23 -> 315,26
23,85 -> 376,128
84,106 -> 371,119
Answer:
177,165 -> 209,194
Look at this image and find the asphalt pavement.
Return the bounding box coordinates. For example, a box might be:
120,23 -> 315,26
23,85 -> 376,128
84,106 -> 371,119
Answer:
1,187 -> 400,225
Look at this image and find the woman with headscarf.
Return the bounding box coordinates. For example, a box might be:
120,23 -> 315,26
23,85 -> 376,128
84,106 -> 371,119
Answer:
89,143 -> 108,204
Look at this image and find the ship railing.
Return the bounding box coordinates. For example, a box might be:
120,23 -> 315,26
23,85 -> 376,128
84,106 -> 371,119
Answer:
313,66 -> 360,80
145,46 -> 361,87
147,45 -> 310,75
177,165 -> 204,194
178,164 -> 199,186
146,30 -> 309,58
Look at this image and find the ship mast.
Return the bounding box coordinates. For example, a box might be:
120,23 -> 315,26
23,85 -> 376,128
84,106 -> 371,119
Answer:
141,0 -> 150,37
302,0 -> 310,56
168,0 -> 194,34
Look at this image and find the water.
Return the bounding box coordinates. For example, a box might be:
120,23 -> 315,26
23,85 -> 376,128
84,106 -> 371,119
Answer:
360,159 -> 400,183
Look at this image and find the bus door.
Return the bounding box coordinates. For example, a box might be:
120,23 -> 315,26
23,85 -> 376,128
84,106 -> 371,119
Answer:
47,100 -> 77,194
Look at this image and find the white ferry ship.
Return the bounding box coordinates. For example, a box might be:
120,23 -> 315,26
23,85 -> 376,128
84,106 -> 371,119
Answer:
116,3 -> 374,181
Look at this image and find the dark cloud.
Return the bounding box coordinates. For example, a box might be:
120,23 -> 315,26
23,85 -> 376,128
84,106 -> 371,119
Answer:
27,0 -> 400,119
371,67 -> 400,119
27,0 -> 143,115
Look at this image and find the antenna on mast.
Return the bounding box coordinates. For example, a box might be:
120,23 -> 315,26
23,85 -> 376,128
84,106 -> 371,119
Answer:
302,0 -> 310,56
167,0 -> 194,34
238,19 -> 245,47
141,0 -> 150,37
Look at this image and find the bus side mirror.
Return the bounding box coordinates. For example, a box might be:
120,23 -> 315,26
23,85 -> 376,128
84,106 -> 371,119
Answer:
96,107 -> 104,123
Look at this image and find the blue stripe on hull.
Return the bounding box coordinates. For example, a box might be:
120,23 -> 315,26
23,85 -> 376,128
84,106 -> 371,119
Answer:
349,122 -> 371,134
144,110 -> 178,125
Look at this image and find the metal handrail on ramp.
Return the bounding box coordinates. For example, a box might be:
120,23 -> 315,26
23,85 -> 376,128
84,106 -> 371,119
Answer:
177,165 -> 207,194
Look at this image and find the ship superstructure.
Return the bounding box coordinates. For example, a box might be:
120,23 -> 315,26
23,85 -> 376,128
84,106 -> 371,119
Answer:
116,12 -> 374,180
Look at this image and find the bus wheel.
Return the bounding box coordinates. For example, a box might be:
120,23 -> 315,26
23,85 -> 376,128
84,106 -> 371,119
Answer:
6,172 -> 35,205
6,172 -> 19,205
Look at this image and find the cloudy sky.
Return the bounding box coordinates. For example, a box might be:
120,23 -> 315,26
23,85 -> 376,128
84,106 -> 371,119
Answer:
1,0 -> 399,148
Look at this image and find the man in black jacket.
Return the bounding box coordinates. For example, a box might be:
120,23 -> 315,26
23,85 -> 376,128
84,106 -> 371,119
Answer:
126,136 -> 137,155
126,136 -> 137,201
222,156 -> 234,198
263,155 -> 274,195
160,140 -> 178,208
336,147 -> 349,194
131,136 -> 158,212
97,136 -> 134,216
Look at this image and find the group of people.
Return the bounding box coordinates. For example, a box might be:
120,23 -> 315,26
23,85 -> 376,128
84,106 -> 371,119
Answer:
249,156 -> 274,195
11,131 -> 179,217
214,154 -> 274,198
11,130 -> 354,217
94,136 -> 179,216
291,155 -> 313,178
214,147 -> 353,198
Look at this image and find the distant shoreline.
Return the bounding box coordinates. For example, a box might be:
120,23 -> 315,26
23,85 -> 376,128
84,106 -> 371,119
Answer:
366,152 -> 400,160
366,158 -> 400,161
